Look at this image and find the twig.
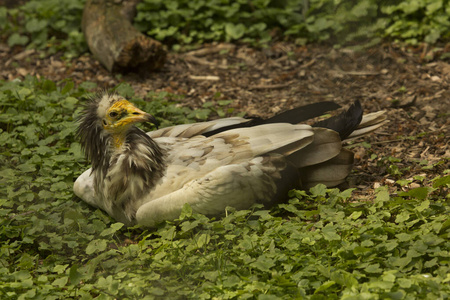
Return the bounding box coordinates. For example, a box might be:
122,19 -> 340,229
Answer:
13,49 -> 36,61
189,75 -> 220,81
338,70 -> 381,76
420,146 -> 430,157
299,59 -> 316,69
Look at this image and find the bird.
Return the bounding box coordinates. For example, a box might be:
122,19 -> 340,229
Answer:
74,91 -> 387,227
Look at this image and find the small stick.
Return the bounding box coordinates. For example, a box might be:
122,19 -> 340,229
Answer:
189,75 -> 220,81
249,81 -> 294,90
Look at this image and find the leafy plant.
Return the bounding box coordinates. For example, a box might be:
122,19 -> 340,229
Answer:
0,0 -> 86,57
135,0 -> 450,48
382,0 -> 450,44
134,0 -> 284,46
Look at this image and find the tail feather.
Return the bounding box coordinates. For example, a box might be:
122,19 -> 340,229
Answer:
264,101 -> 341,124
288,128 -> 342,168
312,100 -> 363,140
300,148 -> 354,188
346,111 -> 388,140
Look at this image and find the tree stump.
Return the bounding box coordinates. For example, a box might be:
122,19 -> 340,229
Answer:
82,0 -> 166,73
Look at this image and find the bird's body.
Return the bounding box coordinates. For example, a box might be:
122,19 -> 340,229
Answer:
74,92 -> 387,227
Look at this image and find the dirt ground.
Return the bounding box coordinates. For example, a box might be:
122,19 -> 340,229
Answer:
1,41 -> 449,198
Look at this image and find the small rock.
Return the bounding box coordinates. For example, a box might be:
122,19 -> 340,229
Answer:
17,68 -> 28,77
430,75 -> 441,82
385,179 -> 395,185
410,183 -> 421,189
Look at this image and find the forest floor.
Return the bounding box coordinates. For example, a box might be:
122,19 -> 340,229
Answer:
1,42 -> 449,197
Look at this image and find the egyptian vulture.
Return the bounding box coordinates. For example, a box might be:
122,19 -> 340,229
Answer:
74,92 -> 387,227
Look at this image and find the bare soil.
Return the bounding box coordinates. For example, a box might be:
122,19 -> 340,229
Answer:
1,42 -> 449,198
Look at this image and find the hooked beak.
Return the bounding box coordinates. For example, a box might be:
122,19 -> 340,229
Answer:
125,105 -> 159,129
115,100 -> 159,129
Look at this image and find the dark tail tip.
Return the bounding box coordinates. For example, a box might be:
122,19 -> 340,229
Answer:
312,100 -> 363,139
264,101 -> 341,125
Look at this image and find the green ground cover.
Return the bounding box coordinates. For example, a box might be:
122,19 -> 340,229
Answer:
0,79 -> 448,299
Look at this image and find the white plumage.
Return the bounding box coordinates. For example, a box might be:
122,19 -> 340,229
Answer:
74,92 -> 387,227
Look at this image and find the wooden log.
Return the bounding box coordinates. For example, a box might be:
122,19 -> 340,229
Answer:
82,0 -> 166,73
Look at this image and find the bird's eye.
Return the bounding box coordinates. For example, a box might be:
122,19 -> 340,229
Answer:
109,111 -> 118,118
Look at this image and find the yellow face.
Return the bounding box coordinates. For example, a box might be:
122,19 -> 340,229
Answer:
102,99 -> 155,148
102,100 -> 150,132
